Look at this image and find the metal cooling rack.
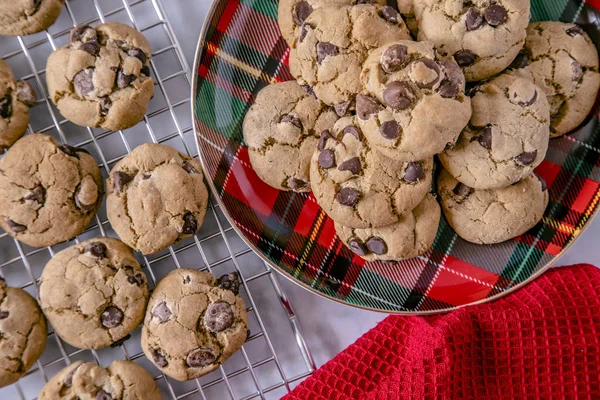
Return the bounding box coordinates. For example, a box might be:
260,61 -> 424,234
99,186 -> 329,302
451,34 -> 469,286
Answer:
0,0 -> 315,398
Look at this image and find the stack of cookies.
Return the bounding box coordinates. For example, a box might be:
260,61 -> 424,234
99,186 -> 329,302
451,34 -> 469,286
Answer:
243,0 -> 600,261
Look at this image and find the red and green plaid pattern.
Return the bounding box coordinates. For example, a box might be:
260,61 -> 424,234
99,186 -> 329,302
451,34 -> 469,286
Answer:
194,0 -> 600,313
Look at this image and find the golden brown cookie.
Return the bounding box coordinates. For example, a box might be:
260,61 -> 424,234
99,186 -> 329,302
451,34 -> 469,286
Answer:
0,0 -> 65,36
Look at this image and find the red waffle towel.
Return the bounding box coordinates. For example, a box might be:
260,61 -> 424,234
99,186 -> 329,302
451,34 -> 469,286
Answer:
284,265 -> 600,399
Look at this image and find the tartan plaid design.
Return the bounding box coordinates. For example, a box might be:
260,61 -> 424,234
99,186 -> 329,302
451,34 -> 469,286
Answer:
194,0 -> 600,313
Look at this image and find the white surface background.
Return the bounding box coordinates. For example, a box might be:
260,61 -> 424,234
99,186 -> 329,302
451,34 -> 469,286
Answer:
167,0 -> 600,369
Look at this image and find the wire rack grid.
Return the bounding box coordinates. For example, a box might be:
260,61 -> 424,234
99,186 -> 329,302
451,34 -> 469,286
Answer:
0,0 -> 316,399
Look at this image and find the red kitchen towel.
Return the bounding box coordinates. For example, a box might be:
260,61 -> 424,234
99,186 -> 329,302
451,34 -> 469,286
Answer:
284,264 -> 600,400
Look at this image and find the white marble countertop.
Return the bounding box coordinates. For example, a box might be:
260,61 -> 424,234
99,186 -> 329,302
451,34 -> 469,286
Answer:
167,0 -> 600,369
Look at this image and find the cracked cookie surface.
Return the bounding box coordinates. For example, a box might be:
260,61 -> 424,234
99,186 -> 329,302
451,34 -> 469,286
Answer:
310,116 -> 433,229
358,40 -> 471,161
510,22 -> 600,137
38,360 -> 162,400
0,277 -> 47,388
414,0 -> 530,81
0,134 -> 103,247
106,144 -> 209,255
289,4 -> 411,106
243,81 -> 338,192
141,268 -> 248,381
336,193 -> 440,261
437,168 -> 548,244
0,0 -> 65,36
47,22 -> 154,131
39,238 -> 149,350
0,59 -> 36,153
438,73 -> 550,190
278,0 -> 387,48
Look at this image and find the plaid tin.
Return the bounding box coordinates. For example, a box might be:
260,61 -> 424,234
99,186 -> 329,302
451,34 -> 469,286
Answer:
193,0 -> 600,313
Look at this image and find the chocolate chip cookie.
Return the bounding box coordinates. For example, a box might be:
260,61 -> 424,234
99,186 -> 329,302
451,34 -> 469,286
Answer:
336,193 -> 440,261
38,360 -> 162,400
39,238 -> 149,350
0,0 -> 65,36
141,268 -> 248,381
0,59 -> 36,153
289,4 -> 411,106
439,73 -> 550,190
0,277 -> 47,388
358,40 -> 472,161
0,134 -> 103,248
310,116 -> 433,228
509,22 -> 600,137
243,81 -> 337,192
278,0 -> 387,48
414,0 -> 530,81
46,22 -> 154,131
437,168 -> 549,244
106,144 -> 209,255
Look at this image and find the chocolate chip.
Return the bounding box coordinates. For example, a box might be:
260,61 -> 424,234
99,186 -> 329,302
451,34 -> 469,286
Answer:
182,212 -> 198,235
535,173 -> 547,191
316,42 -> 338,63
566,25 -> 584,37
110,334 -> 131,348
183,161 -> 199,174
317,130 -> 330,151
454,50 -> 477,67
101,306 -> 123,328
302,85 -> 316,98
113,171 -> 133,193
23,186 -> 45,204
0,95 -> 12,118
380,120 -> 400,139
381,5 -> 400,23
30,0 -> 42,15
74,183 -> 97,212
334,100 -> 353,117
183,275 -> 191,284
114,40 -> 127,49
453,182 -> 473,199
63,364 -> 82,387
403,162 -> 424,182
348,238 -> 368,256
126,272 -> 145,286
141,66 -> 151,76
411,59 -> 441,89
151,348 -> 168,367
510,51 -> 529,69
96,389 -> 114,400
80,40 -> 99,55
437,80 -> 459,98
70,24 -> 93,43
117,69 -> 136,88
287,177 -> 308,190
484,5 -> 507,26
518,89 -> 538,106
572,60 -> 583,83
152,301 -> 172,323
0,311 -> 8,319
343,125 -> 362,140
16,81 -> 36,107
338,157 -> 362,175
318,149 -> 336,169
217,272 -> 241,294
336,187 -> 360,206
280,114 -> 302,128
187,347 -> 217,368
84,242 -> 107,258
204,302 -> 234,332
294,0 -> 313,25
445,142 -> 455,151
465,7 -> 484,31
6,218 -> 26,233
474,126 -> 493,149
127,48 -> 147,64
74,68 -> 94,96
59,144 -> 89,158
381,44 -> 408,73
366,237 -> 387,255
356,94 -> 383,120
515,150 -> 537,166
99,96 -> 111,117
383,81 -> 413,110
